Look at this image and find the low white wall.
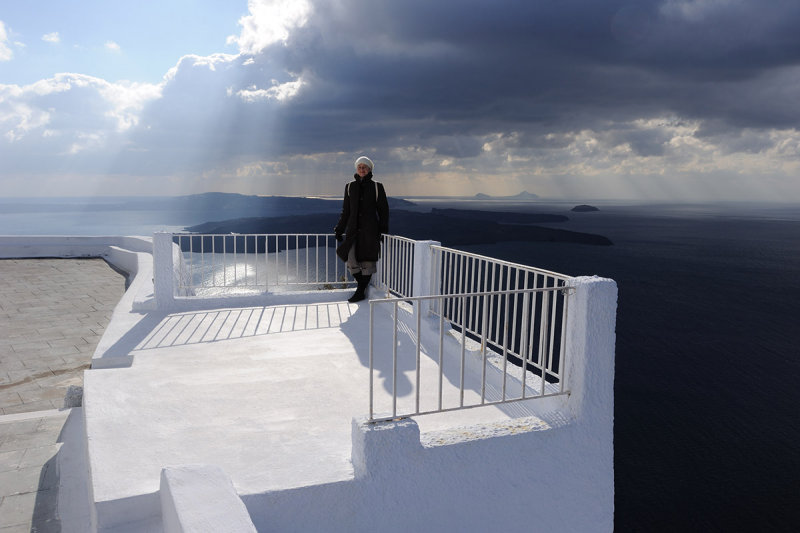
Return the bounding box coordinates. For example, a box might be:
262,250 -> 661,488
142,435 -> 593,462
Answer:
106,246 -> 140,279
90,248 -> 157,369
160,465 -> 256,533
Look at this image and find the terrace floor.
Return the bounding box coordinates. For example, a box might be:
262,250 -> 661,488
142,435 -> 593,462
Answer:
0,258 -> 125,415
1,258 -> 550,531
85,298 -> 544,507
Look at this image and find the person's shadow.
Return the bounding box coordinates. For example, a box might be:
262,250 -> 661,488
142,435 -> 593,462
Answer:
338,300 -> 416,403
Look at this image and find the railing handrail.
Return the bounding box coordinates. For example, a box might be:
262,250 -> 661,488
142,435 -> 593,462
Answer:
370,285 -> 571,304
173,232 -> 412,238
430,244 -> 573,281
172,232 -> 336,237
382,234 -> 416,243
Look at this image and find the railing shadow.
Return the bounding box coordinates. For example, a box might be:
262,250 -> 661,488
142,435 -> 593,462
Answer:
338,301 -> 416,398
135,303 -> 355,350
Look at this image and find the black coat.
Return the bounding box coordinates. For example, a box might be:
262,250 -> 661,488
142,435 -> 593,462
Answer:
334,173 -> 389,262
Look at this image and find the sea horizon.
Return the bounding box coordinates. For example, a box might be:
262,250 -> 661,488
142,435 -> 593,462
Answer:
2,194 -> 799,238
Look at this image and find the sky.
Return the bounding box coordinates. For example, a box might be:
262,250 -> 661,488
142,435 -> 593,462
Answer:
1,0 -> 800,201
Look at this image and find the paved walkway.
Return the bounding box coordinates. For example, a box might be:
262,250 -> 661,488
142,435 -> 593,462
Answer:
0,258 -> 126,415
0,258 -> 125,532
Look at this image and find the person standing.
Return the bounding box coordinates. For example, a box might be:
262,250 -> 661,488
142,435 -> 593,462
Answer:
334,156 -> 389,303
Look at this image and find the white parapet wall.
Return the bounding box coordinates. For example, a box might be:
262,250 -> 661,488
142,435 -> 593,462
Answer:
160,465 -> 257,533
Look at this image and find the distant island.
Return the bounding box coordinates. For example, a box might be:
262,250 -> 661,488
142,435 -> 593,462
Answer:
571,205 -> 600,212
473,191 -> 540,201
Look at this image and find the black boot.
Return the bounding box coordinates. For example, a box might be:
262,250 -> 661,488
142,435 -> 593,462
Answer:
348,273 -> 370,303
360,274 -> 371,298
348,273 -> 363,302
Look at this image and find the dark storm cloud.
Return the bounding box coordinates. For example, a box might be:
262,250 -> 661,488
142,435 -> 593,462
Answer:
104,0 -> 800,175
253,0 -> 800,156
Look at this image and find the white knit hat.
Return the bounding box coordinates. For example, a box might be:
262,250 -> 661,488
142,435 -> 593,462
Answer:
354,156 -> 374,170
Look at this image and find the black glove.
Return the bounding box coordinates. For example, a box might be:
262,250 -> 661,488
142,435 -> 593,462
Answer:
335,232 -> 343,242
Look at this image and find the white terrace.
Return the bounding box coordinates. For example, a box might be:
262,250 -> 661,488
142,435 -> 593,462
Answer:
0,233 -> 617,533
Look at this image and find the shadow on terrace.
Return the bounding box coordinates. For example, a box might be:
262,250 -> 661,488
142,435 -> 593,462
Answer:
128,302 -> 414,398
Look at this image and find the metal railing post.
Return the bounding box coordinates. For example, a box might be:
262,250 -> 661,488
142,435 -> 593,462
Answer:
369,301 -> 374,421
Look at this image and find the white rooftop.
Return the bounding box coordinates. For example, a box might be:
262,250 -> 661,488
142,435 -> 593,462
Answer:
85,300 -> 544,505
1,235 -> 616,532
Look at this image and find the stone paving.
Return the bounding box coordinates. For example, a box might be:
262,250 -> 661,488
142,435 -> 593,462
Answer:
0,258 -> 126,532
0,411 -> 67,533
0,258 -> 126,416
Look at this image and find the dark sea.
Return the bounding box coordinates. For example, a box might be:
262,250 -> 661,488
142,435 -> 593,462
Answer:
3,197 -> 799,531
0,197 -> 206,236
404,198 -> 800,532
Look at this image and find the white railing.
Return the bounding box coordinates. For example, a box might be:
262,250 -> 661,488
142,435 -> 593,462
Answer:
368,286 -> 573,423
430,245 -> 572,379
171,233 -> 418,298
375,235 -> 415,298
366,244 -> 574,422
172,233 -> 353,295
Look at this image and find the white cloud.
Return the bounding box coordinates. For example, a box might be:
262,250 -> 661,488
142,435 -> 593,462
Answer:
67,132 -> 104,154
105,41 -> 121,52
0,73 -> 161,146
97,80 -> 163,131
163,53 -> 238,82
230,160 -> 291,177
42,32 -> 60,44
0,21 -> 12,61
0,102 -> 51,142
236,78 -> 305,102
227,0 -> 312,54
